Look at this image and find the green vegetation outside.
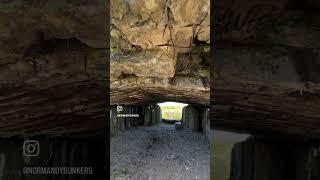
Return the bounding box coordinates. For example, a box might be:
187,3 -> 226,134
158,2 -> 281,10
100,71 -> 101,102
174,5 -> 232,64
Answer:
160,106 -> 184,121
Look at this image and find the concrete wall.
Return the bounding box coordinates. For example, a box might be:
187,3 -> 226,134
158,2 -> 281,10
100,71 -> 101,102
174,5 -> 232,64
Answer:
110,104 -> 161,137
182,105 -> 210,134
230,138 -> 320,180
181,105 -> 212,178
202,108 -> 211,137
182,105 -> 198,130
144,104 -> 161,126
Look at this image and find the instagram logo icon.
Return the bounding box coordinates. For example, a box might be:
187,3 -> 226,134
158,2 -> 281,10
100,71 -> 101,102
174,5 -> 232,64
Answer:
23,140 -> 40,157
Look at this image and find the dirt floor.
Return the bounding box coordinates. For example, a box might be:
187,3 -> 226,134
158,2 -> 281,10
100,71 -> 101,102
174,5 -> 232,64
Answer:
110,123 -> 209,180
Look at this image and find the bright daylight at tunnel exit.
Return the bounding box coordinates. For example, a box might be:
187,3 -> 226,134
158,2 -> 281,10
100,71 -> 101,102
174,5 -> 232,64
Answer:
158,102 -> 188,122
110,0 -> 210,179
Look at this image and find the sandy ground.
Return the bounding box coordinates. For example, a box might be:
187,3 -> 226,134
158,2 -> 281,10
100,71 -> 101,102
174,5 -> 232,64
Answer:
110,123 -> 209,180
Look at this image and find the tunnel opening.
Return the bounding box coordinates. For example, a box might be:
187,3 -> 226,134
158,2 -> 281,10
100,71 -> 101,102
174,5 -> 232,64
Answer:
157,101 -> 188,124
110,103 -> 210,179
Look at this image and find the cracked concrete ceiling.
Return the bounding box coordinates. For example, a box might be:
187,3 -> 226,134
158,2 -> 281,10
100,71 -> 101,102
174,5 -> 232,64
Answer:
110,0 -> 210,106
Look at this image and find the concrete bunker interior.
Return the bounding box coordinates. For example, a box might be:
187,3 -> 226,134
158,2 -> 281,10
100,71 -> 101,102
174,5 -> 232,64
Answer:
212,0 -> 320,180
110,0 -> 210,179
